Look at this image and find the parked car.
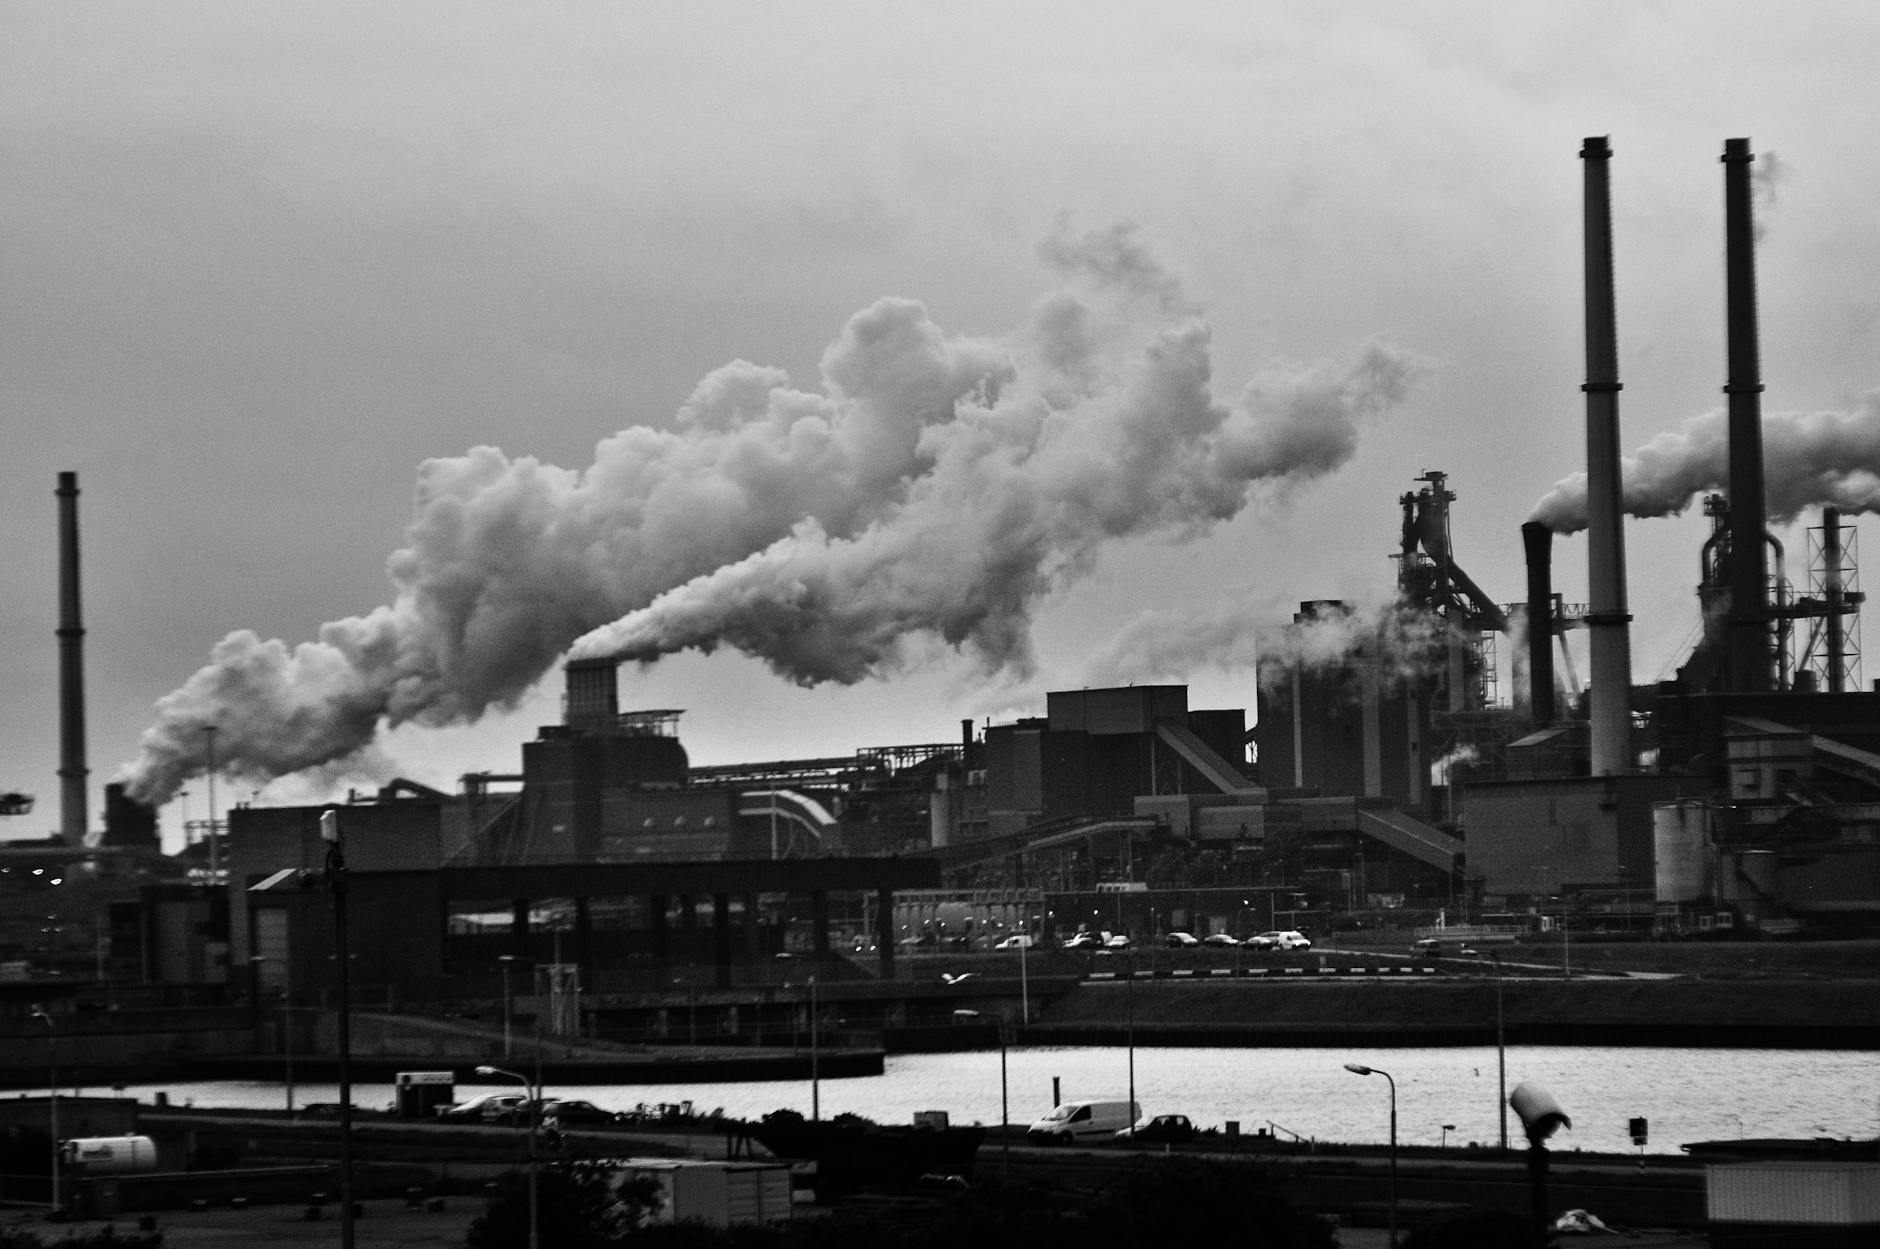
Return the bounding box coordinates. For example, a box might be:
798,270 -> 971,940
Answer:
1164,931 -> 1200,948
1062,932 -> 1104,950
437,1092 -> 528,1123
1246,930 -> 1312,951
1200,932 -> 1241,948
1103,933 -> 1132,950
994,934 -> 1037,950
1116,1113 -> 1197,1144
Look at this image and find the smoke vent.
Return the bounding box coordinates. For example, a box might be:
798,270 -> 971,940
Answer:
563,658 -> 620,728
101,782 -> 158,850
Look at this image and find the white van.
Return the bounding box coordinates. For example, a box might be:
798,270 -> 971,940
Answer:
1026,1099 -> 1141,1145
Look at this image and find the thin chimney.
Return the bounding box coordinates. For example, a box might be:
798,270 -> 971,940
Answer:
1581,138 -> 1634,776
1723,138 -> 1771,692
57,472 -> 88,845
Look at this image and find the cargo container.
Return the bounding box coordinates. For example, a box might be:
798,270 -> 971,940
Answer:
613,1159 -> 794,1227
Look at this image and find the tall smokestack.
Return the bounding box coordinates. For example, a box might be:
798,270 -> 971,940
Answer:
1581,138 -> 1634,775
1522,520 -> 1557,726
1723,137 -> 1772,692
56,472 -> 88,846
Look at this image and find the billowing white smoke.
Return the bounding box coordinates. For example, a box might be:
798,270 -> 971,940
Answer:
1080,594 -> 1449,699
1530,392 -> 1880,533
121,226 -> 1415,806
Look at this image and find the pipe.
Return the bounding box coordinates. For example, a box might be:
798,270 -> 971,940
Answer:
56,472 -> 87,846
1580,137 -> 1634,775
1723,138 -> 1771,692
1522,521 -> 1557,726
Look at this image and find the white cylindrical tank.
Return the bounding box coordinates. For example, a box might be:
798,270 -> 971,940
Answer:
1653,800 -> 1714,904
62,1136 -> 159,1176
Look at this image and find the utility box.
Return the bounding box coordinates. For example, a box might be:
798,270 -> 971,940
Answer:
614,1159 -> 794,1228
394,1072 -> 455,1120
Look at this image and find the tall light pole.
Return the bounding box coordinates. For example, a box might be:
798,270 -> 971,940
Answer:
320,807 -> 355,1249
31,1006 -> 58,1217
250,956 -> 296,1114
1125,952 -> 1136,1128
808,975 -> 820,1122
953,1009 -> 1009,1181
1492,951 -> 1508,1152
477,1065 -> 540,1249
1344,1063 -> 1398,1249
203,725 -> 219,881
498,955 -> 524,1061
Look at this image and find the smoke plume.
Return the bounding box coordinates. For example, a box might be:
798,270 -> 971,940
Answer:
122,226 -> 1415,805
1529,392 -> 1880,534
1081,594 -> 1450,698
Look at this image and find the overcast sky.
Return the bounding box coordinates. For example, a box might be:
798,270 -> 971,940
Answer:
6,2 -> 1879,851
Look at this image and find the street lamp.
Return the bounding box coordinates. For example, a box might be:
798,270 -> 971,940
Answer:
952,1009 -> 1009,1181
477,1064 -> 540,1249
320,806 -> 356,1249
1344,1062 -> 1398,1249
1491,951 -> 1508,1152
808,975 -> 820,1121
30,1006 -> 58,1218
250,956 -> 296,1114
498,955 -> 526,1061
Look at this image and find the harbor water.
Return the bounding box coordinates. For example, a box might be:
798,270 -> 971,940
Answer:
90,1044 -> 1880,1156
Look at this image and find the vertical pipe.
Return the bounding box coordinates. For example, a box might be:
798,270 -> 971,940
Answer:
1522,522 -> 1557,726
1824,508 -> 1846,693
1723,138 -> 1771,691
56,473 -> 87,846
1581,138 -> 1634,775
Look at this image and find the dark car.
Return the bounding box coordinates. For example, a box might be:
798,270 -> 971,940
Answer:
538,1099 -> 621,1129
1116,1113 -> 1196,1144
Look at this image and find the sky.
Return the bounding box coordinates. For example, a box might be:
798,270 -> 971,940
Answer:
5,2 -> 1880,853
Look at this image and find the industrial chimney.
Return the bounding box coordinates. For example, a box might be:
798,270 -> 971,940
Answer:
1580,138 -> 1635,776
56,472 -> 88,845
1723,138 -> 1772,692
1521,520 -> 1557,726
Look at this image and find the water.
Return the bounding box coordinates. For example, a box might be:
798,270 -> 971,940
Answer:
90,1045 -> 1879,1156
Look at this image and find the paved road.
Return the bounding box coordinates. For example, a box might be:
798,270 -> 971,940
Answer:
5,1197 -> 479,1248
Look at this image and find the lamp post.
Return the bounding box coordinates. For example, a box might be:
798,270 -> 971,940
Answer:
1344,1062 -> 1398,1249
1125,952 -> 1137,1130
1491,951 -> 1508,1152
30,1006 -> 58,1218
498,955 -> 525,1061
952,1009 -> 1009,1181
808,975 -> 820,1122
477,1064 -> 540,1249
250,956 -> 296,1114
320,807 -> 355,1249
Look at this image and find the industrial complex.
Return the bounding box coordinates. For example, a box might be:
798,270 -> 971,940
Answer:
5,137 -> 1879,1032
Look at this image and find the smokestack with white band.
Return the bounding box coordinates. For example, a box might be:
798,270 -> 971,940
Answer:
1723,137 -> 1772,692
56,471 -> 88,845
1580,137 -> 1634,776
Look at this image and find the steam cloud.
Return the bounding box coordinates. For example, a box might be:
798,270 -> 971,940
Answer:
122,226 -> 1415,806
1529,393 -> 1880,534
1081,594 -> 1449,697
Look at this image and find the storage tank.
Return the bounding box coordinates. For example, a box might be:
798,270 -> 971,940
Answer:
1653,800 -> 1715,905
61,1137 -> 158,1176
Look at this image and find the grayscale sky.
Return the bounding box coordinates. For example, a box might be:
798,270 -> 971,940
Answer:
5,2 -> 1878,850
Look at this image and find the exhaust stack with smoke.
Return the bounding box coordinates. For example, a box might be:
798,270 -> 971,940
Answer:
1579,137 -> 1634,777
1521,520 -> 1556,726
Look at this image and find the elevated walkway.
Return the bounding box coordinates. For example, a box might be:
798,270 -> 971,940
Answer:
1154,722 -> 1264,797
1355,808 -> 1462,874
